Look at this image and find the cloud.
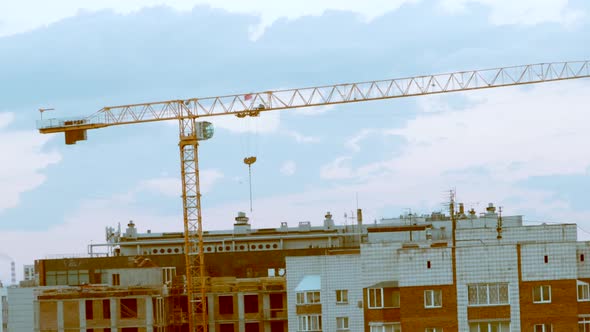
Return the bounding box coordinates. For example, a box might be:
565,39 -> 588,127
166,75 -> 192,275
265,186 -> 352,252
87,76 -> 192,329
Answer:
439,0 -> 586,26
0,113 -> 61,213
280,160 -> 297,176
137,169 -> 224,197
315,80 -> 590,216
345,128 -> 378,152
320,157 -> 355,180
0,0 -> 419,40
386,80 -> 590,181
2,0 -> 583,41
284,130 -> 320,143
296,105 -> 337,116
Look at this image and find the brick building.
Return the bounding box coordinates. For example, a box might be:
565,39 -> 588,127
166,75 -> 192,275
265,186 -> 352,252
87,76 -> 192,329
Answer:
29,204 -> 590,331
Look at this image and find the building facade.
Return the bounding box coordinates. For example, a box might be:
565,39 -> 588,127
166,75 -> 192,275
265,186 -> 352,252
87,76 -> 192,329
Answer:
27,205 -> 590,331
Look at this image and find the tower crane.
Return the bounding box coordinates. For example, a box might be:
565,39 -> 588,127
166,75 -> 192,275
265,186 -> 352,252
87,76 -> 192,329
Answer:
37,60 -> 589,332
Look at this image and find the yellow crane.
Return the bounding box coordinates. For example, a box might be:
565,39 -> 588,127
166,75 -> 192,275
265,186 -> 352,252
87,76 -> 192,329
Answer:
37,60 -> 589,332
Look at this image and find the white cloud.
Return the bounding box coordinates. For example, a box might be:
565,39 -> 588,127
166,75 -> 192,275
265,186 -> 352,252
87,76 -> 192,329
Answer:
439,0 -> 586,26
314,80 -> 590,212
2,0 -> 583,40
0,113 -> 61,212
280,160 -> 297,176
386,81 -> 590,181
284,130 -> 320,143
345,128 -> 377,152
137,169 -> 224,197
296,105 -> 337,116
320,156 -> 354,180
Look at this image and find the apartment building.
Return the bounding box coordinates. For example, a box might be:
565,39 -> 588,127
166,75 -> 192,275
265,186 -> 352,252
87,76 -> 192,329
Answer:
28,204 -> 590,331
286,204 -> 590,332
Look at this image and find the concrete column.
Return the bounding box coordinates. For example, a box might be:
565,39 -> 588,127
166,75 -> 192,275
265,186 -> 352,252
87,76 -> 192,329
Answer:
57,301 -> 64,331
79,300 -> 86,330
34,300 -> 40,331
262,294 -> 271,332
208,294 -> 216,332
110,298 -> 118,332
145,296 -> 154,332
237,293 -> 245,332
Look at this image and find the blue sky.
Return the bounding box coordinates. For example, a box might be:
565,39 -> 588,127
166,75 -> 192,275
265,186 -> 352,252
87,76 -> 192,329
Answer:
0,0 -> 589,283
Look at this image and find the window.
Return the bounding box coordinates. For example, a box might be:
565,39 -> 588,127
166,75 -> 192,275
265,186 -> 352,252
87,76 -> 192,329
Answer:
425,328 -> 443,332
297,291 -> 320,304
245,322 -> 259,332
468,322 -> 510,332
162,267 -> 176,284
580,317 -> 590,332
579,281 -> 590,301
298,315 -> 322,331
367,288 -> 400,309
244,294 -> 259,314
112,273 -> 120,286
534,324 -> 552,332
219,295 -> 234,314
85,300 -> 94,320
424,290 -> 442,308
120,298 -> 137,319
369,323 -> 401,332
336,290 -> 348,304
533,285 -> 551,303
336,317 -> 349,330
219,323 -> 235,332
103,299 -> 111,319
468,283 -> 509,306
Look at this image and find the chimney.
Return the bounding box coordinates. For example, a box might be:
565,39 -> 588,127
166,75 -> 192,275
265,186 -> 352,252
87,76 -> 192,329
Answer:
356,209 -> 363,226
324,212 -> 335,229
11,261 -> 16,285
459,203 -> 465,215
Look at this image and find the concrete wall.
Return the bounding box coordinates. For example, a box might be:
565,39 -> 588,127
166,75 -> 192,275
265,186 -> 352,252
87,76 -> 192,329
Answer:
8,288 -> 34,332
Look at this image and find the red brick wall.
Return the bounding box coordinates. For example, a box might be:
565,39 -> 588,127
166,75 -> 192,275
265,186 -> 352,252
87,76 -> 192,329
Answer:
519,279 -> 578,331
399,285 -> 458,332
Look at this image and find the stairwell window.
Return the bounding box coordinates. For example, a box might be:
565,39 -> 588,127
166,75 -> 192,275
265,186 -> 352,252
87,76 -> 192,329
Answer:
533,285 -> 551,303
336,290 -> 348,304
578,281 -> 590,301
424,290 -> 442,308
336,317 -> 349,331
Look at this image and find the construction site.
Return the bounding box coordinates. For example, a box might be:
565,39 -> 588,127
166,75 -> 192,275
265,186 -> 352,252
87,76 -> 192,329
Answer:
3,60 -> 578,332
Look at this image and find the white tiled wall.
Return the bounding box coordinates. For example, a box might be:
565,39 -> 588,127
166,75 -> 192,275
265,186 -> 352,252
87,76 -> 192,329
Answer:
456,244 -> 520,332
520,242 -> 577,281
286,254 -> 363,332
397,247 -> 453,287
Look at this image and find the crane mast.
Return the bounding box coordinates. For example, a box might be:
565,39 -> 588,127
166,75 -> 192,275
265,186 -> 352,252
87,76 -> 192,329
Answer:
37,60 -> 589,332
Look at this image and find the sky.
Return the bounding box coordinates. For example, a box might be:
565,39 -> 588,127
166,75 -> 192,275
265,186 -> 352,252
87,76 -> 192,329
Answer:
0,0 -> 589,284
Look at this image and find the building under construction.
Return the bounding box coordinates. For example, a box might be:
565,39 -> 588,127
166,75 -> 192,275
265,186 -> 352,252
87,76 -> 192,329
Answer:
30,203 -> 590,332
